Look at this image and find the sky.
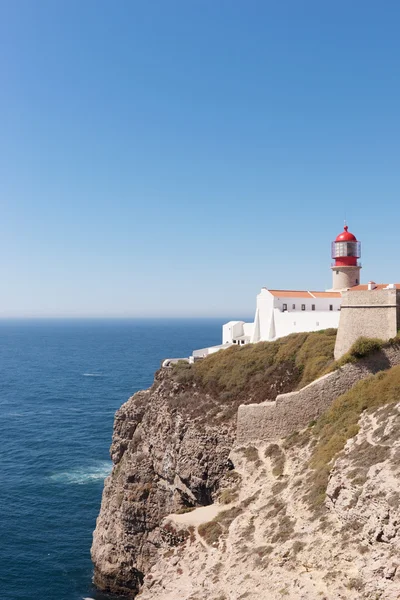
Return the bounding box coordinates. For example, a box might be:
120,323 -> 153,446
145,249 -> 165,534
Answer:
1,0 -> 400,317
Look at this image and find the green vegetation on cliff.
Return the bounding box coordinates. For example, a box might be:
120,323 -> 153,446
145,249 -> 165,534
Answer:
173,329 -> 337,405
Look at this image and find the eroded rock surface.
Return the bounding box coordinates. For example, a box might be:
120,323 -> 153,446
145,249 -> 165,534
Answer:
137,403 -> 400,600
91,369 -> 235,595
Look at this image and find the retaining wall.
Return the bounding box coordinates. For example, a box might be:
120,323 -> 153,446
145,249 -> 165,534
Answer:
236,345 -> 400,445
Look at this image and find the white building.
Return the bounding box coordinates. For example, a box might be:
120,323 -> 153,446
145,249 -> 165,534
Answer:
192,224 -> 362,359
222,289 -> 342,346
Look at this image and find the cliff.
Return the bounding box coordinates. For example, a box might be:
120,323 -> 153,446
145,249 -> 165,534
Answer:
92,331 -> 400,599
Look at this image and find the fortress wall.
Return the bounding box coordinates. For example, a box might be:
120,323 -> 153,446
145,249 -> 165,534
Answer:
334,289 -> 399,360
236,345 -> 400,445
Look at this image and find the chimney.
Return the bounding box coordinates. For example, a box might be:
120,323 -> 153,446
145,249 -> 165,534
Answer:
368,281 -> 377,291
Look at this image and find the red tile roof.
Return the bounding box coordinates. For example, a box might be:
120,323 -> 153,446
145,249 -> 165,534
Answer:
310,291 -> 342,298
268,290 -> 341,299
349,284 -> 400,291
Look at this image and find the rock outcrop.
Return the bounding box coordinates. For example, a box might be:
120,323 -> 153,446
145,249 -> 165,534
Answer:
91,368 -> 236,595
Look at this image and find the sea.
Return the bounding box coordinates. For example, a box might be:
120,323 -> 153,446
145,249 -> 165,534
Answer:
0,318 -> 233,600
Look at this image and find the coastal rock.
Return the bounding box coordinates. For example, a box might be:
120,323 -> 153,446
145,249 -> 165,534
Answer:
91,368 -> 235,595
92,338 -> 400,599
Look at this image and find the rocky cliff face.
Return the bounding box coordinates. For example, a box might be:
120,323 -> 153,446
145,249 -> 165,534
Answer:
92,337 -> 400,600
91,368 -> 236,596
137,400 -> 400,600
91,352 -> 299,596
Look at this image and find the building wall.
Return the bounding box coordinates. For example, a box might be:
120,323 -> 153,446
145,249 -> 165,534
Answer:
272,296 -> 341,313
236,345 -> 400,444
243,322 -> 254,337
273,310 -> 340,338
251,288 -> 275,342
249,289 -> 341,343
334,289 -> 399,360
221,290 -> 342,347
222,321 -> 245,344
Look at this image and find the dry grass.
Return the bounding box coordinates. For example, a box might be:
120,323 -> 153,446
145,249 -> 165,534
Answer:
219,488 -> 239,504
172,330 -> 337,407
291,540 -> 305,555
239,446 -> 260,462
265,444 -> 286,477
197,521 -> 223,546
335,337 -> 385,367
270,515 -> 295,543
306,364 -> 400,511
175,506 -> 196,514
198,506 -> 243,546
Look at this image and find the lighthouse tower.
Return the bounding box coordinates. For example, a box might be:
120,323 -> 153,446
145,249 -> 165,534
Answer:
330,224 -> 361,290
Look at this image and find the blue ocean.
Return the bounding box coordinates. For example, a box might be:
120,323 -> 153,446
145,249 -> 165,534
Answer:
0,319 -> 229,600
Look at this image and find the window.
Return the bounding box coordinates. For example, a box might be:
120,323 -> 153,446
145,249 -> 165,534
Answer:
312,304 -> 315,311
356,279 -> 359,284
292,304 -> 295,309
301,304 -> 305,311
329,304 -> 333,311
283,303 -> 287,311
336,271 -> 339,275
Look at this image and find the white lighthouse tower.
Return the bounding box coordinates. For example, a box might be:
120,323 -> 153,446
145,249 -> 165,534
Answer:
329,224 -> 361,291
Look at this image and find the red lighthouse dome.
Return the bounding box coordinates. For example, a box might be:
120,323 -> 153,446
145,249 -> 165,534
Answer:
332,224 -> 361,267
335,225 -> 357,243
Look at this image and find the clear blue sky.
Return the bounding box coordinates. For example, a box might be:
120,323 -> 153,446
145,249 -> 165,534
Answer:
1,1 -> 400,317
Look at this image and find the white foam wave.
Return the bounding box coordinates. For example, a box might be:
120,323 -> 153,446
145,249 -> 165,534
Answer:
83,373 -> 103,377
4,412 -> 26,417
49,461 -> 112,485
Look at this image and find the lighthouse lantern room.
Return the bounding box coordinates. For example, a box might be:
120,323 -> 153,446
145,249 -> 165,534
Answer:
330,225 -> 361,291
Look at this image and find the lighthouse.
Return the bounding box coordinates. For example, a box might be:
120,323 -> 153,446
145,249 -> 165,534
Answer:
330,224 -> 361,290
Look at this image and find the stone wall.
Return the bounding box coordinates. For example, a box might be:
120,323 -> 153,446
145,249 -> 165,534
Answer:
334,288 -> 400,360
236,345 -> 400,445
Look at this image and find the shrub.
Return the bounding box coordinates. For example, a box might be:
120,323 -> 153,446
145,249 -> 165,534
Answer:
175,506 -> 196,514
270,515 -> 295,543
292,540 -> 305,555
239,446 -> 259,462
265,444 -> 286,477
346,577 -> 364,591
198,506 -> 243,546
219,488 -> 239,505
198,521 -> 223,546
333,337 -> 385,371
348,337 -> 384,359
254,545 -> 273,558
